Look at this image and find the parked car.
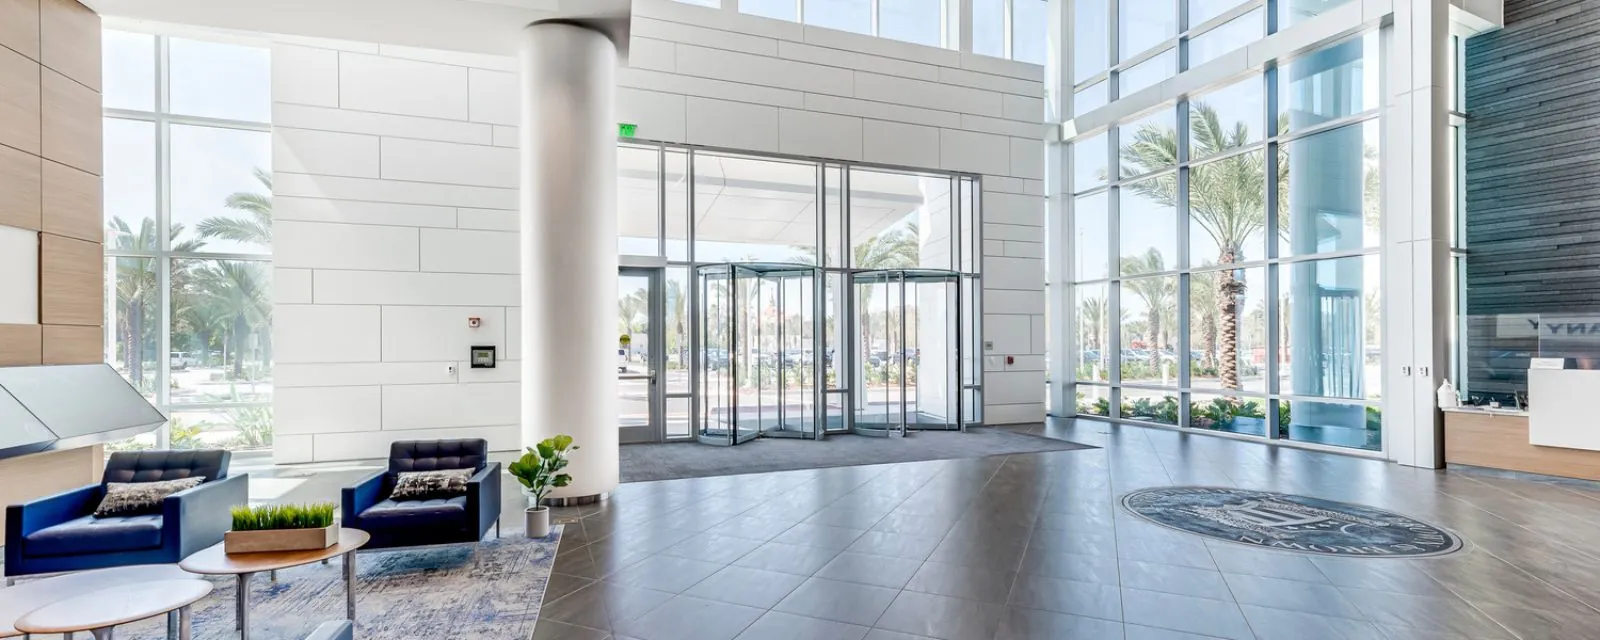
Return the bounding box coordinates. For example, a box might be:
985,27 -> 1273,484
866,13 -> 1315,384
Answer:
169,351 -> 195,370
703,348 -> 730,370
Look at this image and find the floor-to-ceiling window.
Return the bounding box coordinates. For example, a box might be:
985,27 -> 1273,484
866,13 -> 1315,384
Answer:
1065,0 -> 1381,451
616,142 -> 983,440
101,29 -> 273,453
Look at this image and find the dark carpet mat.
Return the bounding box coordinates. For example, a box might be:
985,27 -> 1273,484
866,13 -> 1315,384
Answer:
619,428 -> 1096,483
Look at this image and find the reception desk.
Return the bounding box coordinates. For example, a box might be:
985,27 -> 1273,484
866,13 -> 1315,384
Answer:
1528,368 -> 1600,451
1444,369 -> 1600,480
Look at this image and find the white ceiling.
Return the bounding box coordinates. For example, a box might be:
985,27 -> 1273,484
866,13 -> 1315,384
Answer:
617,151 -> 954,247
83,0 -> 633,57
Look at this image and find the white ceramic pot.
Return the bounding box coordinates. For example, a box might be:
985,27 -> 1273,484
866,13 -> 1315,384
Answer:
525,505 -> 551,538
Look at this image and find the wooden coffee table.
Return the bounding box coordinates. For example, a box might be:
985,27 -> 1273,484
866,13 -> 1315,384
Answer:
180,528 -> 369,640
14,578 -> 212,640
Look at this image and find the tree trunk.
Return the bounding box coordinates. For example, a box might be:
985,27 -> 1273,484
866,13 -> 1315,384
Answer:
1203,316 -> 1219,372
126,298 -> 143,386
1217,250 -> 1244,390
232,313 -> 248,379
1147,312 -> 1162,372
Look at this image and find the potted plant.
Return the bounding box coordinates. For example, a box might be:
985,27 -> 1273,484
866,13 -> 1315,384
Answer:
225,502 -> 338,554
508,434 -> 578,538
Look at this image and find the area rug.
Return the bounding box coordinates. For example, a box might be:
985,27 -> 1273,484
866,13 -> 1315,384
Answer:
620,428 -> 1095,482
1122,487 -> 1463,558
116,526 -> 563,639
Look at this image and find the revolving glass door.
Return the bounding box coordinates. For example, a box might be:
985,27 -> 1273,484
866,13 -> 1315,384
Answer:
696,263 -> 824,445
852,269 -> 964,436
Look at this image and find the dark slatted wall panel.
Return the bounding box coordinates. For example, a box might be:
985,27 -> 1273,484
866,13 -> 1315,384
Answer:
1465,0 -> 1600,315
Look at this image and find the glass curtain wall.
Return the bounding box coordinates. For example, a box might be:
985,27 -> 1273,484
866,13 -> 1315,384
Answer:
1072,0 -> 1354,115
1067,28 -> 1382,451
620,143 -> 983,440
739,0 -> 949,48
101,30 -> 273,453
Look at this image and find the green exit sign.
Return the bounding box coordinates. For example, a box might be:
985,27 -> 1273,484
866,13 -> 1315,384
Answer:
618,123 -> 638,138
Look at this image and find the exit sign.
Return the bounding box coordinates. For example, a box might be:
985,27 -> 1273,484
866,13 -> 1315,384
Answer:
618,123 -> 638,138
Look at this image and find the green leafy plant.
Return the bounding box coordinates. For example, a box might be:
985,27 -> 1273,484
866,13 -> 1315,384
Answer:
509,434 -> 579,506
230,502 -> 336,531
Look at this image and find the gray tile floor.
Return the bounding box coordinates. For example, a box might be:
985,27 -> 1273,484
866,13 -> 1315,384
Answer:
532,419 -> 1600,640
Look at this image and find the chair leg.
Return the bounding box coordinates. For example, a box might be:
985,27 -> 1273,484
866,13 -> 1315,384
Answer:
5,577 -> 13,587
166,610 -> 178,640
495,518 -> 501,539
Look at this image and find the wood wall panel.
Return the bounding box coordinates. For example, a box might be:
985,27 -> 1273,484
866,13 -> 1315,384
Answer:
0,142 -> 41,230
42,158 -> 98,241
42,323 -> 98,364
0,0 -> 102,540
39,67 -> 98,175
39,232 -> 100,325
1444,411 -> 1600,481
0,0 -> 41,61
0,446 -> 100,537
0,44 -> 40,155
0,323 -> 42,365
38,0 -> 96,91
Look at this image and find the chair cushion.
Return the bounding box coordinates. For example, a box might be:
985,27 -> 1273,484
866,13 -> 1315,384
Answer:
390,468 -> 473,501
102,449 -> 230,483
358,496 -> 468,528
93,477 -> 204,517
24,514 -> 164,558
388,439 -> 487,477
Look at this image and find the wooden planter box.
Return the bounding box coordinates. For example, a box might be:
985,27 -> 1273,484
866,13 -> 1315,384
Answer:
224,525 -> 338,554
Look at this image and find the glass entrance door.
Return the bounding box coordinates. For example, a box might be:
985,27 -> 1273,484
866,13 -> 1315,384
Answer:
618,268 -> 663,444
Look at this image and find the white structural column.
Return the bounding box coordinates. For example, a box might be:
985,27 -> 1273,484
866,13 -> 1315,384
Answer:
1382,0 -> 1501,468
519,21 -> 620,499
1046,0 -> 1072,416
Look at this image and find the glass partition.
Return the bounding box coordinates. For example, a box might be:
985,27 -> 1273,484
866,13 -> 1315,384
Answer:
851,270 -> 964,435
696,263 -> 824,445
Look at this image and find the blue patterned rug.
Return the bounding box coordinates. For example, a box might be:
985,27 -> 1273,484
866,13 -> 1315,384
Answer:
113,526 -> 562,639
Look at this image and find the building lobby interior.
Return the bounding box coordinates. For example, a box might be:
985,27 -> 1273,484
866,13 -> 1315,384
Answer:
3,0 -> 1600,638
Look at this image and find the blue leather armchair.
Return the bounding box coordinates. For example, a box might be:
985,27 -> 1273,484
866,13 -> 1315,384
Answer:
5,450 -> 247,580
342,439 -> 501,549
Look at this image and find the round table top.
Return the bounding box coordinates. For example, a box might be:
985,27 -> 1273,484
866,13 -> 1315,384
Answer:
0,565 -> 192,638
14,579 -> 212,634
180,528 -> 370,575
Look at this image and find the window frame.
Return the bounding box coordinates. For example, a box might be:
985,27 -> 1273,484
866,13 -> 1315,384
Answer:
1065,30 -> 1385,453
102,30 -> 274,452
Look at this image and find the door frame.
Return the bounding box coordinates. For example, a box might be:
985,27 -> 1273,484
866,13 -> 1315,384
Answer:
618,265 -> 665,444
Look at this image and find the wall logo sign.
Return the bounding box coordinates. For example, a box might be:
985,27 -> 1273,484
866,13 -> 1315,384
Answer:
1121,487 -> 1463,558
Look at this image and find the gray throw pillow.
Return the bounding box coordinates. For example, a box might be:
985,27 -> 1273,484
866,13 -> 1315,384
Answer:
390,468 -> 474,501
93,477 -> 206,518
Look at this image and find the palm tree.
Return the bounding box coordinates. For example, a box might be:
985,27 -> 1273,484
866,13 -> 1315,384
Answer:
794,220 -> 923,374
1121,104 -> 1284,390
1078,294 -> 1112,378
198,168 -> 273,247
1120,249 -> 1175,374
191,261 -> 269,379
617,289 -> 647,336
106,217 -> 206,386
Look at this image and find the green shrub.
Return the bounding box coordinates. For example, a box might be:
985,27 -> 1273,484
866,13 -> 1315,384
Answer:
230,502 -> 336,531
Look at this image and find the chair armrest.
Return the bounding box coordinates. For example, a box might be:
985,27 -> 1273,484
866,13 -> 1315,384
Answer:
9,484 -> 101,537
468,462 -> 502,538
304,620 -> 353,640
6,484 -> 101,565
341,470 -> 387,526
164,473 -> 249,558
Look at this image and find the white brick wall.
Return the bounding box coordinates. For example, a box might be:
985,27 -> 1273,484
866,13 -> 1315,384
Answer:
271,0 -> 1049,462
